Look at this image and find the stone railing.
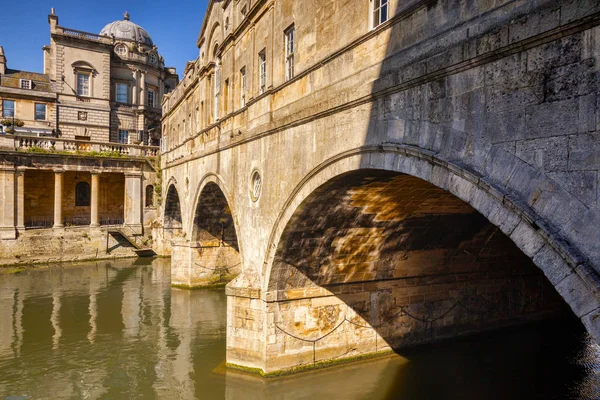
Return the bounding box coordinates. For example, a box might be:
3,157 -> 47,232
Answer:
58,27 -> 104,42
0,134 -> 159,157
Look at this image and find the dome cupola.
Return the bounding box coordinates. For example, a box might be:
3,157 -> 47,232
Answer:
100,12 -> 153,46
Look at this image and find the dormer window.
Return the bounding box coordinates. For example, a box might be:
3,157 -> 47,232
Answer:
115,44 -> 127,56
20,79 -> 32,90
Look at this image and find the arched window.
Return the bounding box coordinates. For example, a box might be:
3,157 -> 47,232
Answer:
76,182 -> 91,206
145,185 -> 154,207
115,44 -> 127,56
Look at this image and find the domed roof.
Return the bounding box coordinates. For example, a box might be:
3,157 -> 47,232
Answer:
100,12 -> 153,46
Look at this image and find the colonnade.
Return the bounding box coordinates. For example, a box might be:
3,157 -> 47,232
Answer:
0,167 -> 143,239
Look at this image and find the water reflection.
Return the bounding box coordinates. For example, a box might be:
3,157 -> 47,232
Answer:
0,258 -> 598,399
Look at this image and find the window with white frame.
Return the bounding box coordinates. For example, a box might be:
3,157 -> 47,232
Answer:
285,25 -> 295,81
115,44 -> 127,56
2,100 -> 15,117
214,60 -> 221,120
115,83 -> 128,103
259,49 -> 266,94
240,66 -> 247,107
20,79 -> 32,90
372,0 -> 389,28
35,103 -> 46,120
148,89 -> 155,108
77,73 -> 90,96
118,129 -> 129,144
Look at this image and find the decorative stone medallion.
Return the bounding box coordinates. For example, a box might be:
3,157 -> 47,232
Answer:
78,111 -> 88,121
250,170 -> 262,202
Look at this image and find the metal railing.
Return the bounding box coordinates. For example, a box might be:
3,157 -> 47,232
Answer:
0,134 -> 159,157
24,217 -> 125,230
25,217 -> 54,230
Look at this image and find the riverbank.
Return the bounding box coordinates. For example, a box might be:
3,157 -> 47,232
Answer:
0,227 -> 151,266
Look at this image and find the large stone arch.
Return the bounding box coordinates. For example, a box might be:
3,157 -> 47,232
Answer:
261,145 -> 600,347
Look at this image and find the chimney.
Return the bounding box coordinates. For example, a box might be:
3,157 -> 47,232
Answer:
0,46 -> 6,75
48,8 -> 58,32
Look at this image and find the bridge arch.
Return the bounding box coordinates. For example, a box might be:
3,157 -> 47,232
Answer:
262,146 -> 600,345
184,174 -> 243,286
163,180 -> 183,229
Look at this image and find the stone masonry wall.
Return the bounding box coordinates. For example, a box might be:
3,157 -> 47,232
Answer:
0,227 -> 137,266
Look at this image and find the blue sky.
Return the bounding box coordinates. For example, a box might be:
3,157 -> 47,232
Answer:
0,0 -> 209,78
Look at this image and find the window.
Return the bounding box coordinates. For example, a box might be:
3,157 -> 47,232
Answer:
214,60 -> 221,120
2,100 -> 15,117
148,89 -> 155,108
241,5 -> 247,18
240,67 -> 247,107
35,103 -> 46,120
115,44 -> 127,56
115,83 -> 128,103
20,79 -> 32,90
373,0 -> 389,28
118,129 -> 129,144
149,53 -> 157,64
259,49 -> 266,94
224,79 -> 229,115
145,185 -> 154,207
285,25 -> 295,81
77,73 -> 90,96
200,101 -> 204,127
75,182 -> 91,207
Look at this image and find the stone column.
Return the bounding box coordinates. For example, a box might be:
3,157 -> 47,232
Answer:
0,166 -> 16,239
140,72 -> 146,109
16,170 -> 24,231
90,173 -> 100,227
124,173 -> 143,234
53,171 -> 64,228
159,79 -> 164,105
132,70 -> 139,106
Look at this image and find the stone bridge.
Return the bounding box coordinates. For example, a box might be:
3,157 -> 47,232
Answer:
158,0 -> 600,375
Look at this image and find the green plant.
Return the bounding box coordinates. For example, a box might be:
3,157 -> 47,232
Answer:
1,118 -> 24,127
154,154 -> 163,206
26,146 -> 53,154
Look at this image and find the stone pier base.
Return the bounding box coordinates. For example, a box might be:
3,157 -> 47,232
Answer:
171,239 -> 241,288
226,269 -> 566,376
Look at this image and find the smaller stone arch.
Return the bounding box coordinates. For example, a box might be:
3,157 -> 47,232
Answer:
172,173 -> 243,288
163,182 -> 182,229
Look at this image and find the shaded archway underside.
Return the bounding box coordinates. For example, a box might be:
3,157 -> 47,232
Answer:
172,182 -> 241,288
252,170 -> 569,372
164,184 -> 182,229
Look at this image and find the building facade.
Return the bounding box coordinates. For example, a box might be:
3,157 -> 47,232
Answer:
0,9 -> 178,264
160,0 -> 600,375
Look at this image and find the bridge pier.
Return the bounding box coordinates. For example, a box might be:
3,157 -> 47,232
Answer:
171,239 -> 241,288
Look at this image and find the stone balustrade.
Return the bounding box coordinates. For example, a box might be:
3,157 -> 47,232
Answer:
0,134 -> 158,157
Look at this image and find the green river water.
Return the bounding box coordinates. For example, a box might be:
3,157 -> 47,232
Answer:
0,258 -> 598,399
